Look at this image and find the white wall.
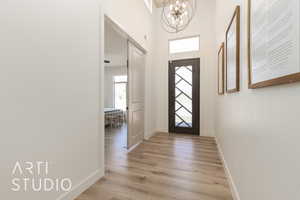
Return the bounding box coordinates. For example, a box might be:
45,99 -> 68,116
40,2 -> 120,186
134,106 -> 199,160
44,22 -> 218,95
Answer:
215,0 -> 300,200
0,0 -> 104,199
104,66 -> 127,108
103,0 -> 152,51
104,20 -> 127,67
152,0 -> 217,136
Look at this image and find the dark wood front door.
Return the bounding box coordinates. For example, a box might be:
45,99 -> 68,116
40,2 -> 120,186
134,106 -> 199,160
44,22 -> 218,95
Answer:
169,58 -> 200,135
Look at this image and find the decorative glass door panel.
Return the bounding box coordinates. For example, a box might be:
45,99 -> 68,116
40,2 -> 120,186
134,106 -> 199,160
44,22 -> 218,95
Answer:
175,66 -> 193,127
169,58 -> 200,135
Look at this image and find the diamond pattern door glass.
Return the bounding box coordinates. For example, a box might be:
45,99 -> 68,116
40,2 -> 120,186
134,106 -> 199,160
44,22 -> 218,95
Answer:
175,66 -> 193,127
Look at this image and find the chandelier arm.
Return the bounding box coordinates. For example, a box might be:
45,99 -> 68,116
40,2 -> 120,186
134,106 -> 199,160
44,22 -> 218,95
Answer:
161,10 -> 180,33
161,7 -> 172,28
178,2 -> 195,30
161,17 -> 178,33
180,0 -> 197,30
162,5 -> 179,30
162,0 -> 183,31
160,0 -> 179,33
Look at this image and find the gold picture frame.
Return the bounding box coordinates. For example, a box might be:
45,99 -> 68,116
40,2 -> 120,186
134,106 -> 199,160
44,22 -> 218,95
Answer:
226,6 -> 240,93
218,43 -> 225,95
248,0 -> 300,89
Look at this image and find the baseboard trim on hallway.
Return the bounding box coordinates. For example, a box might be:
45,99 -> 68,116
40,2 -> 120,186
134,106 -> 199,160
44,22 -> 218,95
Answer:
215,137 -> 241,200
144,130 -> 157,140
56,169 -> 104,200
127,141 -> 142,153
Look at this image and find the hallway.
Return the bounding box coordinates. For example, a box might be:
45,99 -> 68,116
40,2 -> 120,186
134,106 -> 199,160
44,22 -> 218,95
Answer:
76,133 -> 233,200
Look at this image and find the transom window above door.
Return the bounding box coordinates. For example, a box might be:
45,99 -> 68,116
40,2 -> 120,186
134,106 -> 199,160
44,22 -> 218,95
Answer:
169,36 -> 200,54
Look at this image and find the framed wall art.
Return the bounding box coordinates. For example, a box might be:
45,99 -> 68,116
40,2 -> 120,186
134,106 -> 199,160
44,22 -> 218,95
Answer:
226,6 -> 240,93
248,0 -> 300,88
218,42 -> 225,95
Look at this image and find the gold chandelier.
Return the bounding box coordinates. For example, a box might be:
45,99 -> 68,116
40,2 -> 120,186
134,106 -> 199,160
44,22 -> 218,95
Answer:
161,0 -> 197,33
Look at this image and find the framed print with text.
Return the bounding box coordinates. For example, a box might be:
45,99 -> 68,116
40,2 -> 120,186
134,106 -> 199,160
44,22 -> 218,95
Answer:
248,0 -> 300,88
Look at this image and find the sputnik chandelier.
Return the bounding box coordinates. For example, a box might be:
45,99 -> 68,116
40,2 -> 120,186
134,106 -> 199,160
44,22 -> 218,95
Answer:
161,0 -> 197,33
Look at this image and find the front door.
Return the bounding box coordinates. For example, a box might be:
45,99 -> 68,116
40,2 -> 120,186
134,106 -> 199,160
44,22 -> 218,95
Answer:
169,58 -> 200,135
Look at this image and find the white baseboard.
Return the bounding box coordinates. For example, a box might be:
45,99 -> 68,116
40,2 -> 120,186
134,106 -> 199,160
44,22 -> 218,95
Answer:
151,130 -> 215,137
56,169 -> 104,200
200,130 -> 216,137
127,141 -> 142,152
144,130 -> 157,140
215,137 -> 241,200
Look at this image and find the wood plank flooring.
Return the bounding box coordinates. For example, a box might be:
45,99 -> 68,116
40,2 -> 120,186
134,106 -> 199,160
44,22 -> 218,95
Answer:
76,129 -> 233,200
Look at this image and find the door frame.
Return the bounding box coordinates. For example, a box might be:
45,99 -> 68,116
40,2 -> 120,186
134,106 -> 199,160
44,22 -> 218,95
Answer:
103,16 -> 147,152
168,58 -> 200,135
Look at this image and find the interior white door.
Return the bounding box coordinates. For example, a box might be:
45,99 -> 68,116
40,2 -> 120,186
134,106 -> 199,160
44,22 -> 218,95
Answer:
127,42 -> 145,149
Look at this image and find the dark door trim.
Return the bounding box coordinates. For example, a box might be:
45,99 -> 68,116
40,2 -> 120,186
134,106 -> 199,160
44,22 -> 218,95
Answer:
168,58 -> 200,135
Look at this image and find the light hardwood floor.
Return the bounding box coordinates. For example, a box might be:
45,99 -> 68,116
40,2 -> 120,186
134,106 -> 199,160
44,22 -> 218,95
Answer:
76,128 -> 233,200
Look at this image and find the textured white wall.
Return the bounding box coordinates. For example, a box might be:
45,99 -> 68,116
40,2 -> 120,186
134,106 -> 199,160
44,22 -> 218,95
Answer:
152,0 -> 217,136
215,0 -> 300,200
0,0 -> 103,199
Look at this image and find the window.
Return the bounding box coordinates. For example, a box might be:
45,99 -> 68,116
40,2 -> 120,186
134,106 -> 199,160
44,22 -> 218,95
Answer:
169,36 -> 200,54
114,76 -> 127,111
114,75 -> 127,83
144,0 -> 153,13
